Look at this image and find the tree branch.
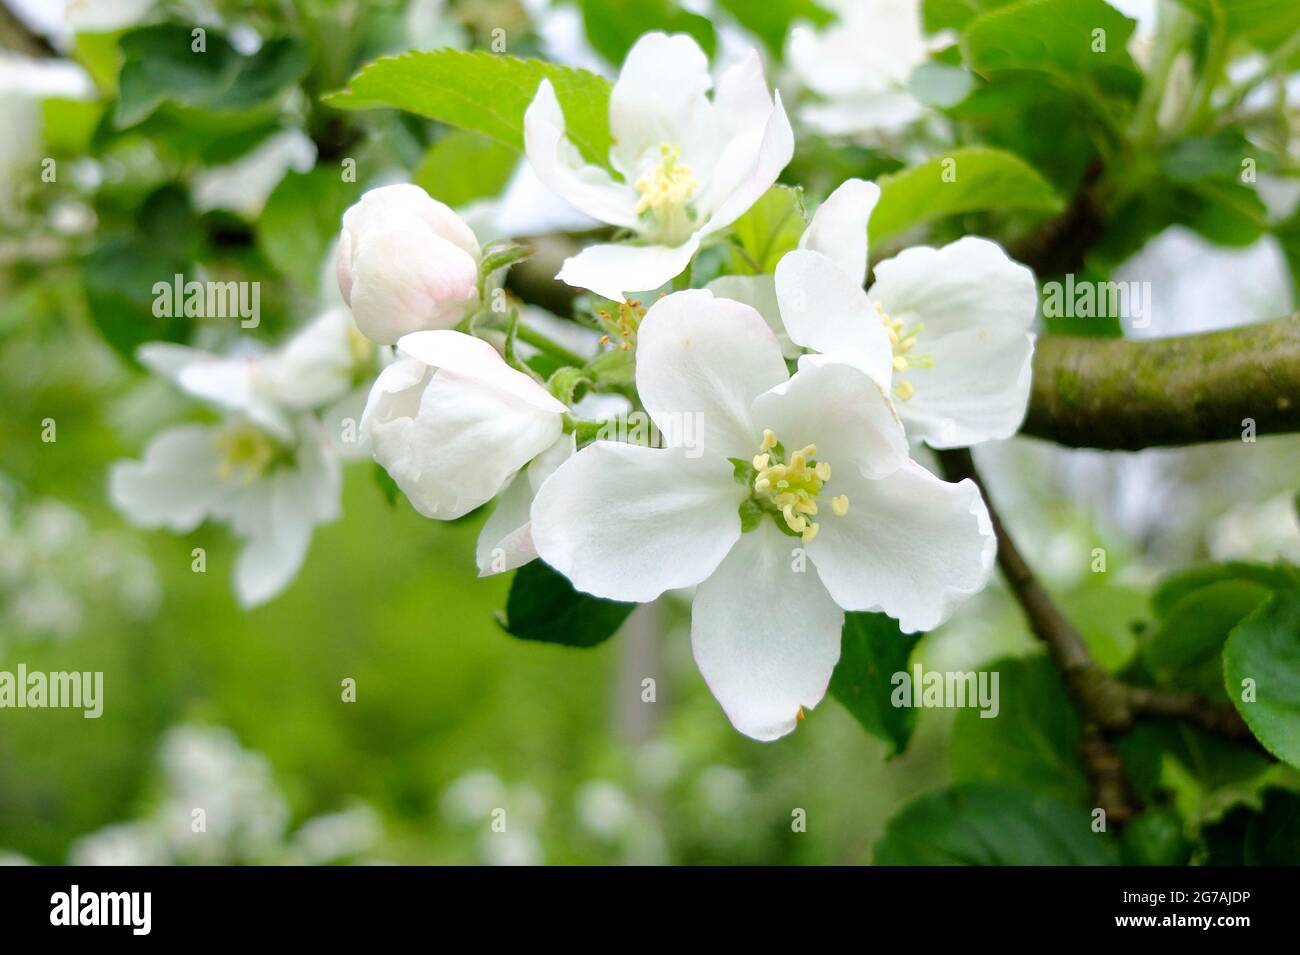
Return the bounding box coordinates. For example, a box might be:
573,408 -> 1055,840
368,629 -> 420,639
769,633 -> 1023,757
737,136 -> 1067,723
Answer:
934,447 -> 1259,825
1023,314 -> 1300,449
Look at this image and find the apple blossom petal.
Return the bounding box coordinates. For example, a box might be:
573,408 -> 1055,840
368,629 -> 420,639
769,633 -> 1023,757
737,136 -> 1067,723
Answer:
229,456 -> 337,609
475,433 -> 575,576
524,79 -> 639,228
361,355 -> 563,520
230,482 -> 313,608
712,48 -> 777,132
690,48 -> 776,216
636,288 -> 789,457
347,226 -> 480,345
698,91 -> 794,234
775,249 -> 894,387
136,342 -> 212,381
691,521 -> 844,741
176,355 -> 295,443
268,308 -> 358,411
868,236 -> 1038,340
750,360 -> 907,481
396,330 -> 567,415
475,470 -> 538,577
894,324 -> 1035,447
341,184 -> 481,261
808,461 -> 995,633
867,237 -> 1037,445
608,32 -> 717,178
798,178 -> 880,286
530,442 -> 744,603
555,235 -> 700,301
705,273 -> 800,358
108,424 -> 230,532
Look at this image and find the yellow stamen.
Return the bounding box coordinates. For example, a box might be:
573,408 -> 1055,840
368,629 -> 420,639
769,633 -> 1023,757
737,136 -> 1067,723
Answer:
213,422 -> 276,485
633,144 -> 700,217
874,300 -> 932,400
750,429 -> 847,542
831,495 -> 849,517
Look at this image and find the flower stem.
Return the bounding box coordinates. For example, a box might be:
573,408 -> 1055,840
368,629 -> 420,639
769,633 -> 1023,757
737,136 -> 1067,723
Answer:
511,324 -> 589,368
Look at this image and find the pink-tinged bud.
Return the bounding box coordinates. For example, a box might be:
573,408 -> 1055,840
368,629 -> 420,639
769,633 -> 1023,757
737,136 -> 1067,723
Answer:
336,184 -> 482,345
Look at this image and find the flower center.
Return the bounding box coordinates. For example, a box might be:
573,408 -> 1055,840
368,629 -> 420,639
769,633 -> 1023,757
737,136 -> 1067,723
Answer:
874,301 -> 933,401
633,144 -> 699,243
213,422 -> 277,484
749,429 -> 849,544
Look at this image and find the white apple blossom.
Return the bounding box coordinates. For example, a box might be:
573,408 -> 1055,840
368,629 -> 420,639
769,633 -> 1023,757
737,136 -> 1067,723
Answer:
523,31 -> 794,301
756,179 -> 1037,448
529,289 -> 995,740
708,176 -> 881,357
362,330 -> 567,520
336,184 -> 482,345
786,0 -> 948,139
138,306 -> 374,444
109,414 -> 341,608
109,309 -> 376,606
475,433 -> 574,576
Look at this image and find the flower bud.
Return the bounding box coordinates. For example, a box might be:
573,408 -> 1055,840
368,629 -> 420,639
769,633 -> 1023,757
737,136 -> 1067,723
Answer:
336,184 -> 482,345
361,330 -> 566,520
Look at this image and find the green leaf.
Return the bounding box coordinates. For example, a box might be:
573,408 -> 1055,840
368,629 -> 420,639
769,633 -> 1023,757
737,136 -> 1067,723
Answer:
326,50 -> 613,167
82,185 -> 199,363
874,783 -> 1117,865
828,612 -> 923,755
1201,788 -> 1300,864
73,31 -> 123,93
579,0 -> 716,64
950,654 -> 1090,806
922,0 -> 1016,33
1152,561 -> 1299,618
869,146 -> 1063,243
1170,0 -> 1300,53
727,184 -> 807,275
961,0 -> 1143,123
1119,806 -> 1194,866
501,561 -> 637,648
256,167 -> 360,290
40,98 -> 103,155
717,0 -> 833,56
413,130 -> 519,209
83,236 -> 190,363
1141,579 -> 1275,699
1117,721 -> 1276,824
1223,591 -> 1300,769
115,25 -> 308,129
1060,583 -> 1147,671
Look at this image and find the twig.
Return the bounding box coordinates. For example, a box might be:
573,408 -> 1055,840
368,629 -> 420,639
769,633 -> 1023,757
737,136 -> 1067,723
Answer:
934,447 -> 1259,825
1023,314 -> 1300,449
